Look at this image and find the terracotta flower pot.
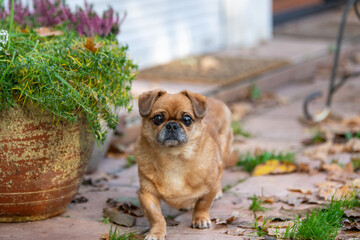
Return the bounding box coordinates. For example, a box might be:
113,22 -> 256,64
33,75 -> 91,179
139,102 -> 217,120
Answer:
0,102 -> 94,222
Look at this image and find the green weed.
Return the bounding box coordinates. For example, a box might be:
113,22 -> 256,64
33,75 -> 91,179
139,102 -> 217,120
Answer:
352,156 -> 360,171
108,224 -> 135,240
249,83 -> 261,101
100,217 -> 110,224
345,131 -> 360,140
232,121 -> 251,137
284,194 -> 360,240
222,184 -> 232,193
126,155 -> 136,168
253,218 -> 270,237
311,131 -> 327,144
249,194 -> 268,213
237,151 -> 295,173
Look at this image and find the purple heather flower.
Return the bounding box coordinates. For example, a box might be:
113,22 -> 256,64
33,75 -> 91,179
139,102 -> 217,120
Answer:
0,0 -> 123,37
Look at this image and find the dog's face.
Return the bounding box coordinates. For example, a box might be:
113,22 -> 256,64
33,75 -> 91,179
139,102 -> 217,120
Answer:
138,90 -> 207,147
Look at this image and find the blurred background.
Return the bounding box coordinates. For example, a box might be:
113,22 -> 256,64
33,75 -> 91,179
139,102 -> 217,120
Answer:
59,0 -> 343,68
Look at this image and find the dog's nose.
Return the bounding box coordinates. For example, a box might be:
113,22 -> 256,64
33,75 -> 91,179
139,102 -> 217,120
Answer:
166,122 -> 179,132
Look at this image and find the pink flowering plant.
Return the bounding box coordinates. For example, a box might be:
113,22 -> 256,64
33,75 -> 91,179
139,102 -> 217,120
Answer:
0,0 -> 137,144
0,0 -> 124,37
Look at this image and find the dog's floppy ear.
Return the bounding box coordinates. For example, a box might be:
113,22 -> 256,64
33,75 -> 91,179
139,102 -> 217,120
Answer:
181,90 -> 207,118
138,89 -> 166,117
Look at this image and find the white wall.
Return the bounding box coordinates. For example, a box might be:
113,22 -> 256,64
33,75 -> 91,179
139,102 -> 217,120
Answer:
221,0 -> 273,48
65,0 -> 273,68
66,0 -> 223,69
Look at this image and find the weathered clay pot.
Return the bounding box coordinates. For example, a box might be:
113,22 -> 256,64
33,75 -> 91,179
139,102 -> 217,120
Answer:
0,102 -> 94,222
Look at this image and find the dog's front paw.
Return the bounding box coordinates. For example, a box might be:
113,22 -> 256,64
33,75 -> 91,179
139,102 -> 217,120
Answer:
192,216 -> 212,229
145,231 -> 166,240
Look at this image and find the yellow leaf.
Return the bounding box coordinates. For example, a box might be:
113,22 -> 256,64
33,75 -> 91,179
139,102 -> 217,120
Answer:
252,160 -> 296,176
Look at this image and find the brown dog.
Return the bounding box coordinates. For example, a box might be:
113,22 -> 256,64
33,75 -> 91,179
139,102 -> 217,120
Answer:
134,89 -> 233,240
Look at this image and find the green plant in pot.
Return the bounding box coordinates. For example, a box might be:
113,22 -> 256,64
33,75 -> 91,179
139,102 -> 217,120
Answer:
0,0 -> 137,222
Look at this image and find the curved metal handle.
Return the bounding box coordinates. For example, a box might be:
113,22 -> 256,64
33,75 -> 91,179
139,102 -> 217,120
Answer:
303,91 -> 331,122
303,0 -> 358,122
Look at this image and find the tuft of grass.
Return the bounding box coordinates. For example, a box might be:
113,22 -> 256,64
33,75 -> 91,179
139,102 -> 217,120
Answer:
253,218 -> 270,237
345,131 -> 360,140
222,184 -> 232,193
108,224 -> 135,240
311,130 -> 327,144
232,121 -> 251,138
352,156 -> 360,171
284,193 -> 360,240
249,83 -> 261,101
100,217 -> 110,224
126,155 -> 136,168
237,151 -> 295,173
249,194 -> 268,213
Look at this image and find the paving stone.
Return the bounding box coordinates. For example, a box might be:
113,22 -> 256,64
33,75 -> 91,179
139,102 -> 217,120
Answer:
232,172 -> 327,198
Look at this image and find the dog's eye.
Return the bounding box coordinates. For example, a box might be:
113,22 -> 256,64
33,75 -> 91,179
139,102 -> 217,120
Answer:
181,115 -> 193,126
152,114 -> 164,126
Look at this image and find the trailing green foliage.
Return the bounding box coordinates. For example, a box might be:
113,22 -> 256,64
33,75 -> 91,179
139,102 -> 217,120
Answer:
237,151 -> 295,173
0,25 -> 137,143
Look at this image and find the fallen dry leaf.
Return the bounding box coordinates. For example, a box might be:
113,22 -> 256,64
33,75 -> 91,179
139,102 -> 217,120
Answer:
287,188 -> 312,195
106,197 -> 143,217
344,208 -> 360,218
84,37 -> 103,53
282,194 -> 305,207
347,178 -> 360,188
345,139 -> 360,153
260,196 -> 277,204
321,163 -> 344,173
315,181 -> 343,189
212,216 -> 236,226
225,227 -> 247,236
304,142 -> 332,161
103,208 -> 136,227
280,205 -> 317,216
303,194 -> 325,205
297,163 -> 312,173
34,27 -> 63,37
252,160 -> 296,176
342,219 -> 360,231
318,184 -> 353,201
344,162 -> 354,175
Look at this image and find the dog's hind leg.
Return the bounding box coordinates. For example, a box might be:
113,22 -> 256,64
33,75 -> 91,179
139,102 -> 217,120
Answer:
192,183 -> 218,229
